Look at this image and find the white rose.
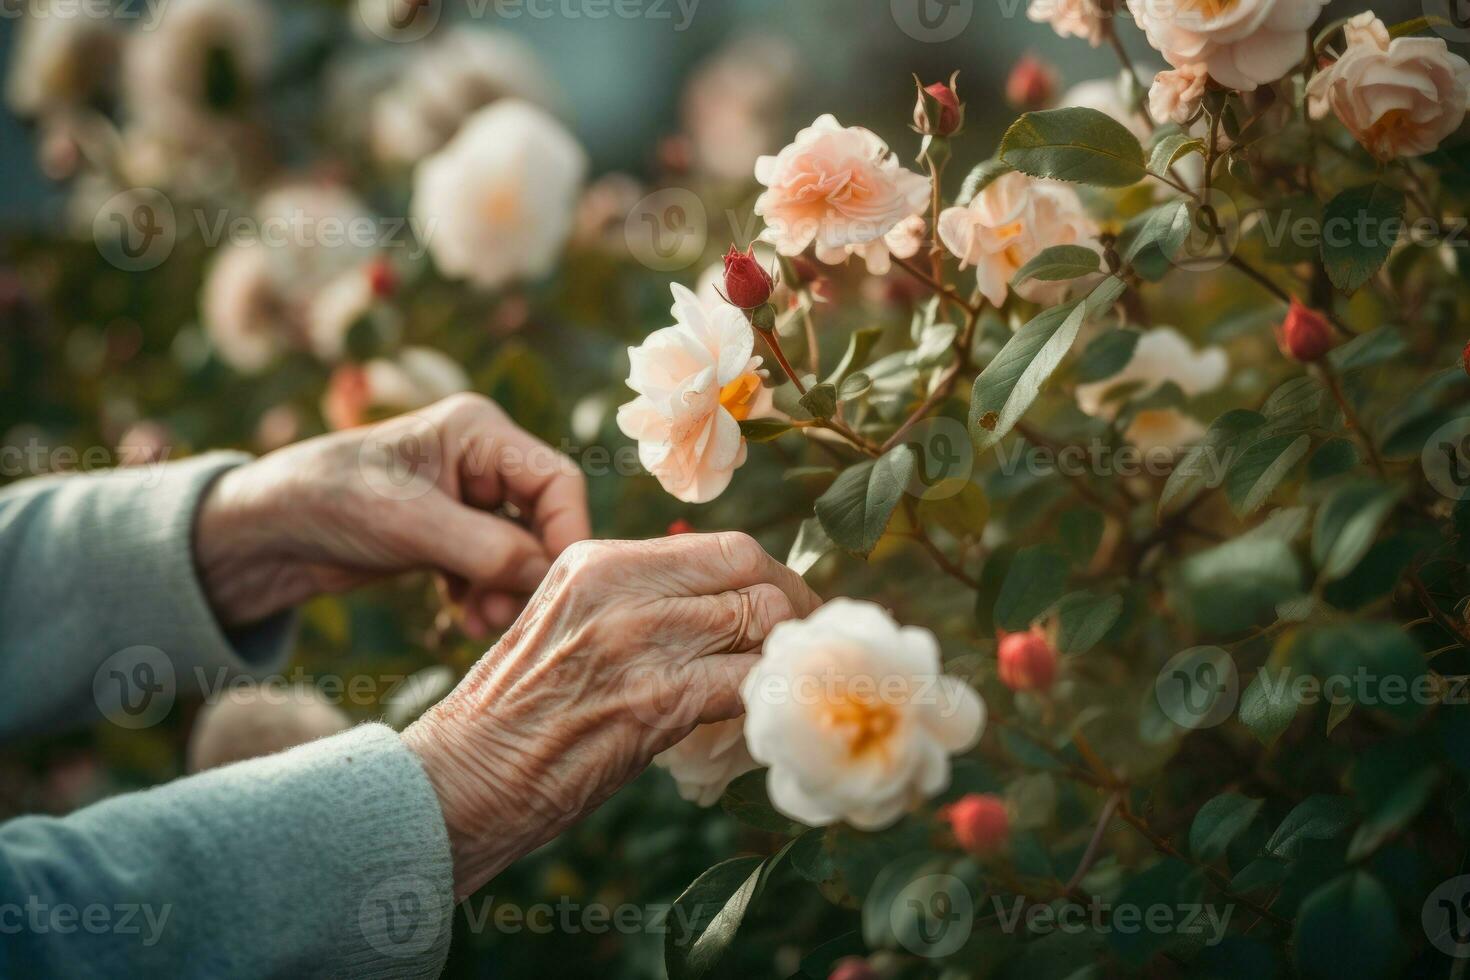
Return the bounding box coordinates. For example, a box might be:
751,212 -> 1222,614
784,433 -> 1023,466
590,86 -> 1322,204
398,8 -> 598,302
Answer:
122,0 -> 272,132
5,8 -> 117,118
755,115 -> 930,258
1075,327 -> 1228,452
365,347 -> 471,411
412,100 -> 588,290
741,599 -> 985,830
1149,65 -> 1210,125
1306,26 -> 1470,160
200,243 -> 292,374
253,183 -> 381,301
1128,0 -> 1331,91
616,284 -> 772,504
938,171 -> 1099,309
1027,0 -> 1107,47
187,684 -> 351,773
370,28 -> 561,167
654,718 -> 759,806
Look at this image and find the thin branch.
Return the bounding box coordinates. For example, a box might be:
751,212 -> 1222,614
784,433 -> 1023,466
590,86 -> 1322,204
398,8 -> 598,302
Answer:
1317,359 -> 1387,477
892,255 -> 981,315
1065,791 -> 1123,893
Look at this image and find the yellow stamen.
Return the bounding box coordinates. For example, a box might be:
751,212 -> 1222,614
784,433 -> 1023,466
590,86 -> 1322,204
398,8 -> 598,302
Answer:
720,373 -> 763,422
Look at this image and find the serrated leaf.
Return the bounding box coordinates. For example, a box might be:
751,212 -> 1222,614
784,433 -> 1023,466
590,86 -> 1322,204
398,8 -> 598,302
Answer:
665,857 -> 764,980
1147,131 -> 1205,176
1159,409 -> 1265,517
1265,795 -> 1355,857
814,447 -> 916,558
956,158 -> 1014,205
1190,793 -> 1264,861
999,107 -> 1147,187
1055,591 -> 1123,655
995,544 -> 1068,631
1012,244 -> 1100,284
970,302 -> 1087,454
1239,666 -> 1301,746
1321,182 -> 1404,293
1225,432 -> 1311,516
1123,200 -> 1193,265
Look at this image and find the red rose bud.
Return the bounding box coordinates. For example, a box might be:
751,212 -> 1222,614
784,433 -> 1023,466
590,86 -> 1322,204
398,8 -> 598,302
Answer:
997,627 -> 1057,692
1275,298 -> 1334,363
1006,55 -> 1058,111
666,518 -> 695,535
828,958 -> 879,980
942,794 -> 1010,856
723,245 -> 775,310
366,260 -> 399,299
914,76 -> 963,137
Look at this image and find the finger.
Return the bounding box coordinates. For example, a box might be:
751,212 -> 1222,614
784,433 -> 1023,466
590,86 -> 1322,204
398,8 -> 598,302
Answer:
688,654 -> 761,724
669,584 -> 796,659
478,592 -> 523,632
638,532 -> 822,617
415,497 -> 552,593
446,402 -> 591,558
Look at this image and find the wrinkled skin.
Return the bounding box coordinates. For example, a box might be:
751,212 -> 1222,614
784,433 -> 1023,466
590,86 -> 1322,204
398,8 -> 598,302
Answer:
403,532 -> 822,898
196,393 -> 590,634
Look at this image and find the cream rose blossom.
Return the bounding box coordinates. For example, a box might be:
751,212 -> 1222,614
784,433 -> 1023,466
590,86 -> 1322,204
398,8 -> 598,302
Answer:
1128,0 -> 1331,91
654,718 -> 759,806
755,115 -> 930,260
617,284 -> 773,504
412,100 -> 588,290
1027,0 -> 1106,47
1306,15 -> 1470,160
1149,64 -> 1210,125
741,600 -> 985,830
1075,327 -> 1228,452
938,171 -> 1099,308
122,0 -> 272,132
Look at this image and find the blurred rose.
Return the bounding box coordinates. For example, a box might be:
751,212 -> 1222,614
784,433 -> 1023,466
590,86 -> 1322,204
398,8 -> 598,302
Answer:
571,173 -> 646,250
939,171 -> 1098,309
755,115 -> 929,264
1128,0 -> 1330,91
412,100 -> 588,290
370,27 -> 561,168
187,684 -> 352,773
200,243 -> 293,374
123,0 -> 272,133
306,265 -> 400,363
1075,327 -> 1228,452
322,346 -> 471,430
1306,16 -> 1470,160
5,7 -> 118,119
654,718 -> 759,806
616,284 -> 772,504
682,36 -> 799,182
116,421 -> 172,467
252,182 -> 382,300
254,404 -> 302,452
1027,0 -> 1106,47
742,600 -> 985,830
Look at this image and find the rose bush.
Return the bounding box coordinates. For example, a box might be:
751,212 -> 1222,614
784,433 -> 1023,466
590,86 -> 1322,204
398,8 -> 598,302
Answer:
5,2 -> 1470,978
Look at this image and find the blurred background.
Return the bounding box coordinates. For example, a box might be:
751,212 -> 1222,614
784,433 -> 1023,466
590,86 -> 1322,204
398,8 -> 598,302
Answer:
0,0 -> 1420,976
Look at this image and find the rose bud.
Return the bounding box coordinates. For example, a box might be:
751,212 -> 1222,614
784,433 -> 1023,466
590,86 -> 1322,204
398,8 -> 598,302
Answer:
366,259 -> 399,299
1006,55 -> 1058,111
997,626 -> 1058,692
913,75 -> 963,137
1275,298 -> 1334,363
666,518 -> 695,535
942,793 -> 1010,856
723,244 -> 775,310
828,958 -> 880,980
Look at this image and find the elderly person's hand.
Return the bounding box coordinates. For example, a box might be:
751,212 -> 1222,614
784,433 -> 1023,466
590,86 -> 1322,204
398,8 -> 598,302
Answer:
195,394 -> 588,636
402,531 -> 822,898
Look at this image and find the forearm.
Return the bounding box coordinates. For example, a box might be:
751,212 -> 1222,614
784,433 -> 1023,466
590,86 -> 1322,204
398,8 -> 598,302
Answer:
0,724 -> 454,978
0,453 -> 296,739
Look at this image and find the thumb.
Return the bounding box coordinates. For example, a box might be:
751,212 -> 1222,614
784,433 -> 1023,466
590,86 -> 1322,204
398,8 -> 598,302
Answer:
414,497 -> 552,593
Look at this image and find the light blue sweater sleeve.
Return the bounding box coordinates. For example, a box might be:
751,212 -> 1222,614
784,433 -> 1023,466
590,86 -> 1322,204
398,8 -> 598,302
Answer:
0,455 -> 455,977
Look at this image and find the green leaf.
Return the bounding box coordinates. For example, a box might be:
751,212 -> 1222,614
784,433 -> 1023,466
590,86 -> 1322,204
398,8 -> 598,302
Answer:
1302,623 -> 1428,722
1158,410 -> 1265,518
999,107 -> 1147,187
970,301 -> 1087,454
1147,131 -> 1205,177
1266,795 -> 1355,857
799,383 -> 837,420
665,856 -> 764,980
1074,328 -> 1140,384
1320,183 -> 1404,293
1239,666 -> 1302,746
1175,527 -> 1303,634
1012,244 -> 1101,285
719,770 -> 796,833
956,157 -> 1014,206
1225,432 -> 1311,516
1190,793 -> 1264,861
837,372 -> 871,400
1347,767 -> 1438,861
826,327 -> 883,385
1055,591 -> 1123,655
814,446 -> 916,558
995,544 -> 1068,631
1123,200 -> 1192,265
739,418 -> 794,443
1312,480 -> 1402,581
1328,325 -> 1406,374
1292,872 -> 1399,979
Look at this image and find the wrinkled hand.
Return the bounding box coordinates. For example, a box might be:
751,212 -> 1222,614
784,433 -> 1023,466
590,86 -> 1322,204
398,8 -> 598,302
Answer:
196,394 -> 589,634
401,532 -> 822,899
